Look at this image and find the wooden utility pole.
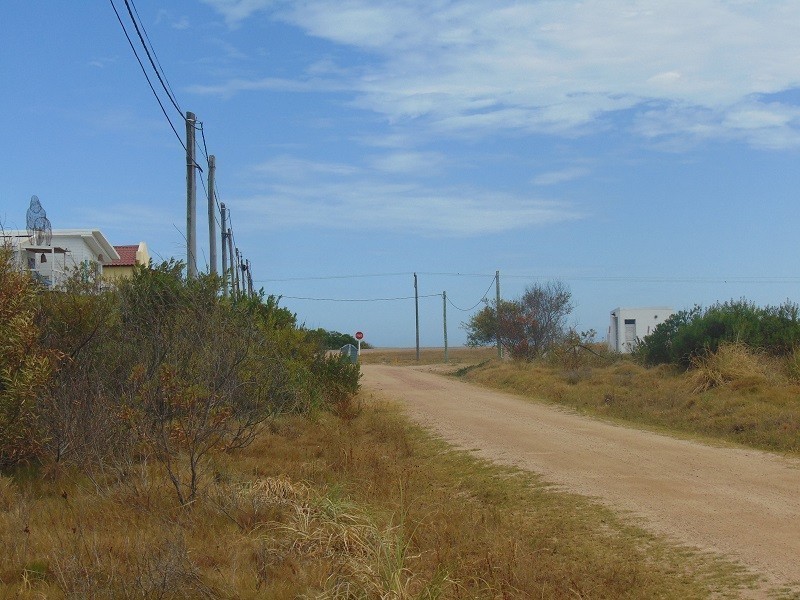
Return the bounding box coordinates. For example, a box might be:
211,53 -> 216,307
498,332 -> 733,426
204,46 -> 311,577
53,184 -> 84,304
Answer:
443,291 -> 448,363
185,111 -> 197,278
207,155 -> 217,275
496,270 -> 502,358
246,259 -> 253,298
414,273 -> 420,361
227,229 -> 236,297
220,203 -> 228,297
234,248 -> 242,298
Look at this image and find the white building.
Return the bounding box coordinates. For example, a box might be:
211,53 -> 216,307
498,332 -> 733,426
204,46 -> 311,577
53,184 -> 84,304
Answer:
608,307 -> 674,353
1,229 -> 119,288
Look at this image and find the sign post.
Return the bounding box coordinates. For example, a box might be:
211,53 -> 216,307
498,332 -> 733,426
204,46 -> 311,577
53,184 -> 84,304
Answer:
355,331 -> 364,355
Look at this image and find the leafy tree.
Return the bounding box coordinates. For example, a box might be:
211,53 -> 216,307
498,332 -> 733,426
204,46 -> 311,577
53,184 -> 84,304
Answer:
464,281 -> 573,361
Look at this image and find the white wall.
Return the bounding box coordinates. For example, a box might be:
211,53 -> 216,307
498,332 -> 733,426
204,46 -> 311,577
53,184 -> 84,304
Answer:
4,230 -> 118,287
608,307 -> 674,353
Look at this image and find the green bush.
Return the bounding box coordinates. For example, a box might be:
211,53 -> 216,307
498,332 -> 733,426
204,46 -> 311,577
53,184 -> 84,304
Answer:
637,299 -> 800,367
0,247 -> 52,468
1,254 -> 362,503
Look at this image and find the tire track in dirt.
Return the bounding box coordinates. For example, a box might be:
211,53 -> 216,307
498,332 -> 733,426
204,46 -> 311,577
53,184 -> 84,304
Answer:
361,364 -> 800,596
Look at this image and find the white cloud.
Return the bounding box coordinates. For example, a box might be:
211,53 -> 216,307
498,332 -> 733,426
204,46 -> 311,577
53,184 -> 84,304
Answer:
237,157 -> 580,236
253,156 -> 362,178
155,9 -> 191,30
186,76 -> 345,98
533,167 -> 591,187
199,0 -> 800,148
370,152 -> 445,175
199,0 -> 275,26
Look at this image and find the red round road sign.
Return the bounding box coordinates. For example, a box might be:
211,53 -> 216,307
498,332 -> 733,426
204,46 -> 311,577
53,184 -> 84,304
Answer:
355,331 -> 364,340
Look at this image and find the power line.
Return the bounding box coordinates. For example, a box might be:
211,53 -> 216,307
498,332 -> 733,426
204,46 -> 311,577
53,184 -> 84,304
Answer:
258,271 -> 800,285
256,272 -> 414,283
122,0 -> 183,118
280,293 -> 442,303
109,0 -> 186,152
129,0 -> 182,114
446,274 -> 497,312
502,275 -> 800,284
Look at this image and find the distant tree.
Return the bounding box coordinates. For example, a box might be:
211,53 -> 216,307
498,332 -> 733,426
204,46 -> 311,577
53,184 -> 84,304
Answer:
308,329 -> 372,351
464,281 -> 573,361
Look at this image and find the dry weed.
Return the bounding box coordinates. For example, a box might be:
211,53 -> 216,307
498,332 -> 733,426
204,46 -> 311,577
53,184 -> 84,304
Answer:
689,342 -> 773,393
0,475 -> 18,512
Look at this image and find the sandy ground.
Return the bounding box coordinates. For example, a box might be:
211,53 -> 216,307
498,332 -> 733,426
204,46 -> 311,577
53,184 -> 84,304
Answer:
361,364 -> 800,596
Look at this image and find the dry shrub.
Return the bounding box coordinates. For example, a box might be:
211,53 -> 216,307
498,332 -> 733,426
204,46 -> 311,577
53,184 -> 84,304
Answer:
218,473 -> 452,599
784,348 -> 800,381
689,342 -> 774,393
0,475 -> 18,512
275,495 -> 448,599
47,526 -> 216,599
210,475 -> 307,532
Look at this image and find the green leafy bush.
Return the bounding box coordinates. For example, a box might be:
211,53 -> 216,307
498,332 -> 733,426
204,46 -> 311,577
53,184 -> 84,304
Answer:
0,246 -> 52,468
637,299 -> 800,367
1,254 -> 362,503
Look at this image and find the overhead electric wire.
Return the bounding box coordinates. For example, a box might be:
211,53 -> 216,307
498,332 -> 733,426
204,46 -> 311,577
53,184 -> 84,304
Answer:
280,293 -> 442,303
129,0 -> 182,114
446,274 -> 497,312
122,0 -> 183,118
109,0 -> 186,152
256,272 -> 413,283
198,121 -> 210,161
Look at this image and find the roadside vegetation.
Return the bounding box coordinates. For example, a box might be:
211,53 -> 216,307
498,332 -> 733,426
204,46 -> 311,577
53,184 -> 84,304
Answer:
0,397 -> 749,598
452,282 -> 800,455
0,256 -> 785,597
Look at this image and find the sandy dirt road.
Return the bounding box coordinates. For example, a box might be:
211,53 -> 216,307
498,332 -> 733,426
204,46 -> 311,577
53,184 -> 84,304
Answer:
361,364 -> 800,594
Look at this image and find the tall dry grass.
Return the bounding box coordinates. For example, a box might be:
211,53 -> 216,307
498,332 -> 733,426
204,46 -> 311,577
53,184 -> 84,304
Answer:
0,400 -> 751,598
457,345 -> 800,454
689,342 -> 774,393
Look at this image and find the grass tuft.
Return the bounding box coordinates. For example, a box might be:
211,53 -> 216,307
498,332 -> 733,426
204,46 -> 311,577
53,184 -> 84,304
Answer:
689,342 -> 773,393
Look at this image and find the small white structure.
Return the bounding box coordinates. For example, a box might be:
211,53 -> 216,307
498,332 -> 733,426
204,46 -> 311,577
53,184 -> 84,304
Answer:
608,307 -> 674,353
2,229 -> 119,289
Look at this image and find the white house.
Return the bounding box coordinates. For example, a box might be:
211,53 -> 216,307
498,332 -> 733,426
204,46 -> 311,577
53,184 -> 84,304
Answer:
608,307 -> 674,353
1,229 -> 119,288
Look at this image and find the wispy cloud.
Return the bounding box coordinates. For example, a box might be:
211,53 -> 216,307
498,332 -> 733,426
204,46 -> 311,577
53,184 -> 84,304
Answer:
155,9 -> 191,30
186,76 -> 346,98
199,0 -> 275,27
88,57 -> 116,69
199,0 -> 800,149
370,151 -> 446,175
235,156 -> 580,237
533,167 -> 591,187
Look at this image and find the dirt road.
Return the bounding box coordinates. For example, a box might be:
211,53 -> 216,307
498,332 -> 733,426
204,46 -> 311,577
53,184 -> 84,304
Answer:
361,364 -> 800,594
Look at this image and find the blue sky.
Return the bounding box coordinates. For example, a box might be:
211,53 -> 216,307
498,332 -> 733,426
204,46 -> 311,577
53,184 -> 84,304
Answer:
3,1 -> 800,347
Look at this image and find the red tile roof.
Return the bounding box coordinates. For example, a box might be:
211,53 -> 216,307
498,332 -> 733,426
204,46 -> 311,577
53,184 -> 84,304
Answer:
110,245 -> 139,267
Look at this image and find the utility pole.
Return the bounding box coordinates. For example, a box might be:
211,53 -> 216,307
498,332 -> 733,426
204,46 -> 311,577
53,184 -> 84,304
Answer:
246,259 -> 253,298
227,229 -> 236,297
220,203 -> 228,297
185,111 -> 197,279
234,248 -> 242,298
496,270 -> 502,359
414,273 -> 420,361
207,154 -> 217,275
443,291 -> 448,363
